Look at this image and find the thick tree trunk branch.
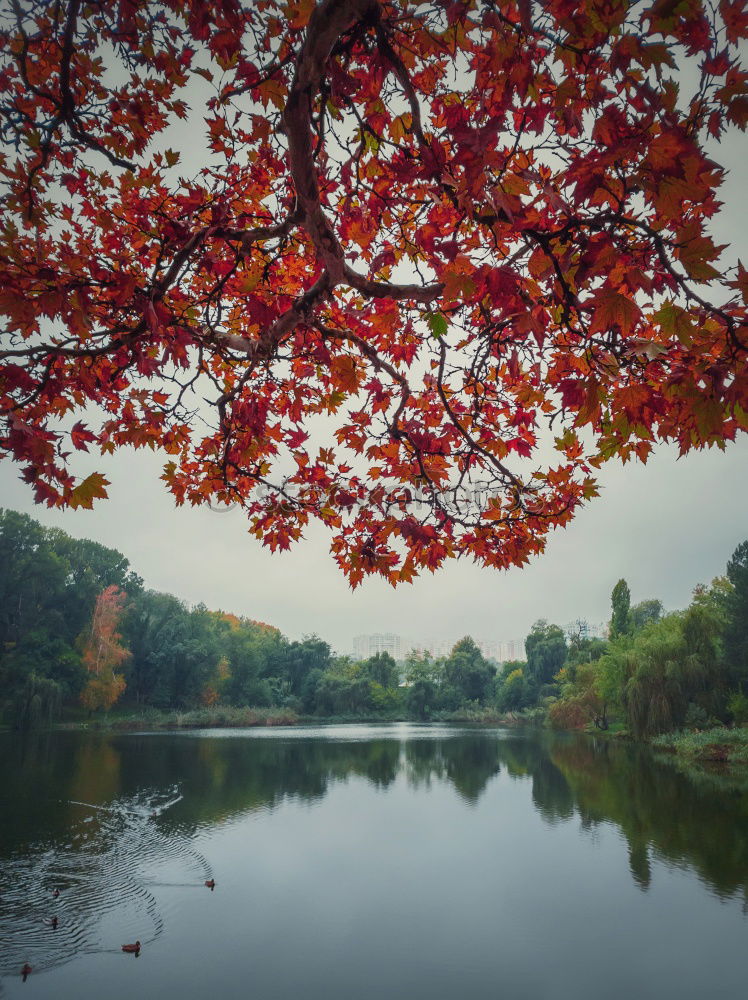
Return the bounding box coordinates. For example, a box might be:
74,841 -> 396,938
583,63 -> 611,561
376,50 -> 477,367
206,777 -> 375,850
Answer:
282,0 -> 440,304
342,264 -> 442,304
284,0 -> 373,274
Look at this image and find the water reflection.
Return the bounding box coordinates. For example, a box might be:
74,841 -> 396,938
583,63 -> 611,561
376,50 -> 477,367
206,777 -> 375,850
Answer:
1,725 -> 746,989
546,735 -> 748,899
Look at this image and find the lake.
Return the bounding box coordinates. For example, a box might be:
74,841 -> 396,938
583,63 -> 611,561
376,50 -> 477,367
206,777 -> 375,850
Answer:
1,724 -> 746,999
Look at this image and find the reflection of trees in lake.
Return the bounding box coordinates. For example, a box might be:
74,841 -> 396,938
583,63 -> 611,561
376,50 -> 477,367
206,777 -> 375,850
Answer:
490,731 -> 748,899
404,738 -> 447,790
411,731 -> 748,901
2,729 -> 747,906
488,734 -> 575,823
443,739 -> 503,803
152,737 -> 403,828
403,738 -> 503,802
547,736 -> 748,901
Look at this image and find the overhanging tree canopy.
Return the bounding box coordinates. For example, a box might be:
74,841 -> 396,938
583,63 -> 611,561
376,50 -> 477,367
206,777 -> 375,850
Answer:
1,0 -> 747,584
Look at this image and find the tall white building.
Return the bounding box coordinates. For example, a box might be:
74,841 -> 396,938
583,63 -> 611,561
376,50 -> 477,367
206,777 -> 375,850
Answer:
416,637 -> 457,659
353,633 -> 404,661
499,638 -> 525,662
405,637 -> 524,664
352,633 -> 528,664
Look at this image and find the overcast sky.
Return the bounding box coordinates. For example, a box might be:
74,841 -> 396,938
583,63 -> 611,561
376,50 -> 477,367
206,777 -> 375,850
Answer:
1,33 -> 747,656
2,433 -> 746,654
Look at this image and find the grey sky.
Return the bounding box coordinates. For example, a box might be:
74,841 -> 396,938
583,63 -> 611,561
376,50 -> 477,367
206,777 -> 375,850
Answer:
1,20 -> 747,655
2,432 -> 746,653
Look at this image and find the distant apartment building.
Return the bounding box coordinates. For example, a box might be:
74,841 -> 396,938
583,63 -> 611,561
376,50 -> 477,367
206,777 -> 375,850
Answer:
497,638 -> 525,663
404,636 -> 524,664
353,626 -> 604,665
353,633 -> 404,661
416,637 -> 456,659
475,639 -> 502,663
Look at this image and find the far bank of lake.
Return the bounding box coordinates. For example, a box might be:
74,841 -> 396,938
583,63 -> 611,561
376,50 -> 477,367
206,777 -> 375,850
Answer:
33,706 -> 748,773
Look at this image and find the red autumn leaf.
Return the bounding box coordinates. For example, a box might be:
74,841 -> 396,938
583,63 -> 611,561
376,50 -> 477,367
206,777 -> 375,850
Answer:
720,0 -> 748,43
588,288 -> 642,337
70,421 -> 98,451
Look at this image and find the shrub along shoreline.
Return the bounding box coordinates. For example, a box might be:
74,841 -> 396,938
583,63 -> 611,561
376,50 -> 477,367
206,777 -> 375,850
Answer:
47,703 -> 519,732
651,726 -> 748,766
36,709 -> 748,776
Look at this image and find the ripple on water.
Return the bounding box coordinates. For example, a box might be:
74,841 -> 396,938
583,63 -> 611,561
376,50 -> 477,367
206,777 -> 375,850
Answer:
0,785 -> 212,981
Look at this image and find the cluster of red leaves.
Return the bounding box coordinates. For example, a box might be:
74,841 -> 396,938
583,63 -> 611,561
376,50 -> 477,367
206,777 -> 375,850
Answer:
0,0 -> 746,585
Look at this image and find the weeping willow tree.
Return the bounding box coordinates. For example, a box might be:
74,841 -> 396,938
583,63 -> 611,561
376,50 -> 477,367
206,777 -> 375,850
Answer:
596,603 -> 724,739
15,673 -> 63,730
623,619 -> 689,738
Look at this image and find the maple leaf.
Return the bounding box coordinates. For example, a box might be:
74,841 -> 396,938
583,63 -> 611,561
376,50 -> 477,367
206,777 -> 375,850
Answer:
68,473 -> 110,510
426,312 -> 448,338
676,235 -> 723,282
70,421 -> 98,452
330,355 -> 360,394
654,301 -> 696,346
588,288 -> 642,337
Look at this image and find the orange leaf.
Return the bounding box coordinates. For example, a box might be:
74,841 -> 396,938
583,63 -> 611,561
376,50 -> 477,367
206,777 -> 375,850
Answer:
588,288 -> 642,337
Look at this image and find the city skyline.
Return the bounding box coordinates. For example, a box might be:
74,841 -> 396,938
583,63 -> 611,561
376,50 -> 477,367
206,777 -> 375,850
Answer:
351,621 -> 609,664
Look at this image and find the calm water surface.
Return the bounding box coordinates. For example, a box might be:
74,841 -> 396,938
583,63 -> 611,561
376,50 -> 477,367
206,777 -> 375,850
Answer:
0,724 -> 746,999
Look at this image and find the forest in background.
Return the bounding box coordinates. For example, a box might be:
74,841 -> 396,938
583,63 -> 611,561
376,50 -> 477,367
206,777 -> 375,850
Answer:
1,508 -> 746,738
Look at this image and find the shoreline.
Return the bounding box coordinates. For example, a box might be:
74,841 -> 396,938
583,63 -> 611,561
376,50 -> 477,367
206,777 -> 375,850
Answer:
4,713 -> 747,773
1,704 -> 524,734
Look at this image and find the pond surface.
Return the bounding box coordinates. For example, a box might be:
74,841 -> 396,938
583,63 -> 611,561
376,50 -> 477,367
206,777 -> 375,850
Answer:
1,724 -> 746,999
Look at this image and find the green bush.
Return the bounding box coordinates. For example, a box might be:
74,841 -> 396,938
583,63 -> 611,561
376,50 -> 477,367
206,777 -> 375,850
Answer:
684,702 -> 709,729
652,726 -> 748,765
727,691 -> 748,725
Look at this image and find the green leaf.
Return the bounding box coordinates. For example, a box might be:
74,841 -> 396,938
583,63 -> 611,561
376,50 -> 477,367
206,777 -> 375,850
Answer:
734,402 -> 748,430
426,311 -> 448,338
654,300 -> 694,346
363,130 -> 380,153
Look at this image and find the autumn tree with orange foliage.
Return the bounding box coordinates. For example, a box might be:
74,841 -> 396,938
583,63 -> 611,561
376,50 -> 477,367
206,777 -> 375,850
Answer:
1,0 -> 746,585
79,585 -> 129,712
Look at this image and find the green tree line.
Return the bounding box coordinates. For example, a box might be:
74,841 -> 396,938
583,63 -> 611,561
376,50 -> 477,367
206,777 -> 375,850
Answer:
1,509 -> 746,736
0,509 -> 412,724
542,546 -> 748,737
